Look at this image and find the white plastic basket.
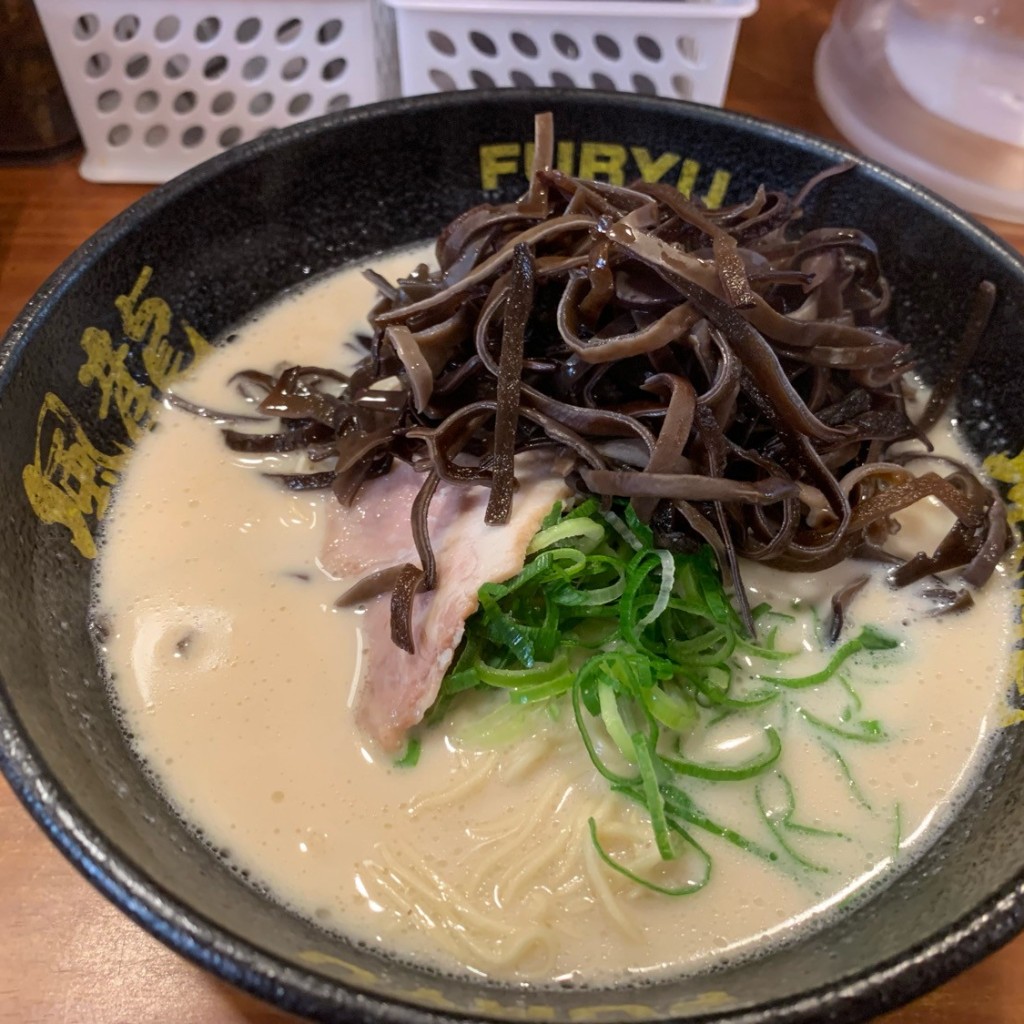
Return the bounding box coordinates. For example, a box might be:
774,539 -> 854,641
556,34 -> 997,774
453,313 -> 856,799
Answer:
383,0 -> 759,106
33,0 -> 388,183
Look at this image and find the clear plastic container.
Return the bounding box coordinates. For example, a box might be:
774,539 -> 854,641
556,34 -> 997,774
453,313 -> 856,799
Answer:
815,0 -> 1024,223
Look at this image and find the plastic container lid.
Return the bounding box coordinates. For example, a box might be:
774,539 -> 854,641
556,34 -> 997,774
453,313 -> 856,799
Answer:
815,0 -> 1024,224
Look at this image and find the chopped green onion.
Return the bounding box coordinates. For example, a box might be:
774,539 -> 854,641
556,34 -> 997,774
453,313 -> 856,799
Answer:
394,737 -> 421,768
819,740 -> 873,810
755,772 -> 849,873
633,733 -> 674,860
455,699 -> 536,747
662,726 -> 782,781
599,681 -> 636,763
420,498 -> 903,896
657,785 -> 778,862
799,707 -> 887,743
601,508 -> 644,552
587,818 -> 710,896
637,549 -> 675,629
766,626 -> 899,689
641,683 -> 698,733
572,673 -> 637,788
475,656 -> 573,690
527,516 -> 605,555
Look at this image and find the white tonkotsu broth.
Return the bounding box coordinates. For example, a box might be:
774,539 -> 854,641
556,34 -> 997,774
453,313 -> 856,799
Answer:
96,247 -> 1014,986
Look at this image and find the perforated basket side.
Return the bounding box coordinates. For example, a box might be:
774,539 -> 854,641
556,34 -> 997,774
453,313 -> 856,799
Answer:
34,0 -> 382,183
383,0 -> 758,105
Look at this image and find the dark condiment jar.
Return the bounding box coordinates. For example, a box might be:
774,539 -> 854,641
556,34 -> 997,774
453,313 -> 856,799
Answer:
0,0 -> 79,161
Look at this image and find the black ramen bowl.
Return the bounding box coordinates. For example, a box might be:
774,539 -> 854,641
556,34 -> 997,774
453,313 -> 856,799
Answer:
2,90 -> 1024,1024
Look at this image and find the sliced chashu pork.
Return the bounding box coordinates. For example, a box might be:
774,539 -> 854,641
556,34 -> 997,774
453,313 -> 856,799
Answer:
323,453 -> 571,751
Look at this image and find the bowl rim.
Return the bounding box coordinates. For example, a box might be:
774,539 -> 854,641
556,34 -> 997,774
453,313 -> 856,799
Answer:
3,87 -> 1024,1024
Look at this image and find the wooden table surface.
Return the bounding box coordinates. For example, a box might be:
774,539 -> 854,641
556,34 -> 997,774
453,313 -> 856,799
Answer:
3,2 -> 1024,1021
